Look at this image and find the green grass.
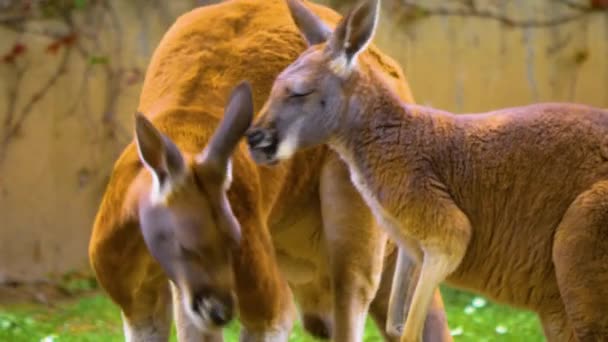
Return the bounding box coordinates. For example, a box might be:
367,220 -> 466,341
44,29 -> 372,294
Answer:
0,286 -> 544,341
440,287 -> 544,341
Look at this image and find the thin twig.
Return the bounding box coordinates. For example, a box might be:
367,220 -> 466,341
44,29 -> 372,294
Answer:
399,0 -> 599,28
64,62 -> 93,118
2,64 -> 25,130
0,0 -> 156,166
0,48 -> 71,163
555,0 -> 593,11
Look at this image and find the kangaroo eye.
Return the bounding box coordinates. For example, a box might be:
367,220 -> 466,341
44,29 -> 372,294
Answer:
288,89 -> 314,98
178,242 -> 202,259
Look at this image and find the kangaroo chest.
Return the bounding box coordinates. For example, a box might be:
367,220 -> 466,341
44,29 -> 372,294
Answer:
346,162 -> 419,254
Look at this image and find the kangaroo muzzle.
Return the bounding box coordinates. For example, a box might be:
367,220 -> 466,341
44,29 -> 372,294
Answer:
191,290 -> 235,328
246,127 -> 279,165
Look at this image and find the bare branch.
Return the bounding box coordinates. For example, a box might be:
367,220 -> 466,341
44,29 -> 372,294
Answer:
2,64 -> 26,130
0,48 -> 71,163
398,0 -> 601,28
0,0 -> 168,166
555,0 -> 593,11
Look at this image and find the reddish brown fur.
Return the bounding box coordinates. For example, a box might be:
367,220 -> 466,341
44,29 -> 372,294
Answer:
340,77 -> 608,342
88,1 -> 451,341
249,1 -> 608,341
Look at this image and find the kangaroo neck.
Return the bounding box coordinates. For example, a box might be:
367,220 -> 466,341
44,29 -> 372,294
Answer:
330,67 -> 425,169
327,66 -> 456,215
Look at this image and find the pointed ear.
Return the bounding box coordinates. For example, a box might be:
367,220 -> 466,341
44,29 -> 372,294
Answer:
286,0 -> 331,46
134,113 -> 185,189
327,0 -> 380,74
198,81 -> 253,177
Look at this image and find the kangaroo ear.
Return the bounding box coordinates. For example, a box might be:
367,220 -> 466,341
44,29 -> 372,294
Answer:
134,113 -> 186,194
286,0 -> 331,46
327,0 -> 380,75
198,81 -> 253,179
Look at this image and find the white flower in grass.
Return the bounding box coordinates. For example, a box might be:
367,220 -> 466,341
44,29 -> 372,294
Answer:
464,305 -> 476,314
450,327 -> 464,336
0,319 -> 11,329
471,297 -> 487,308
41,335 -> 57,342
495,325 -> 508,334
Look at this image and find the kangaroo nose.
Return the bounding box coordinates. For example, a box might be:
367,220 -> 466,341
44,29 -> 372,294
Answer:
246,128 -> 267,147
195,293 -> 234,327
209,305 -> 232,326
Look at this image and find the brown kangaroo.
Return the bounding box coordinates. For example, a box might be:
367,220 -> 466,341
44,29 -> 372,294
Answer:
247,0 -> 608,341
88,0 -> 452,341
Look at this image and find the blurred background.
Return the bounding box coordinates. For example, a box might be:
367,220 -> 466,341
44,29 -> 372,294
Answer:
0,0 -> 606,340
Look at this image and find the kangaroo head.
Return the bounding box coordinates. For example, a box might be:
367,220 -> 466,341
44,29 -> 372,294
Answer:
247,0 -> 379,164
134,82 -> 253,330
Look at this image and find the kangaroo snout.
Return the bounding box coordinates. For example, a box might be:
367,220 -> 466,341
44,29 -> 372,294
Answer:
192,291 -> 234,328
245,127 -> 273,147
246,127 -> 279,164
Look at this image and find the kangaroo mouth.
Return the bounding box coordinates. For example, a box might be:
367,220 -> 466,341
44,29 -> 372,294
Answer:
246,128 -> 279,165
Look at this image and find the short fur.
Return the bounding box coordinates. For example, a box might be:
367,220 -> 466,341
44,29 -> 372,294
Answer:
248,0 -> 608,341
88,0 -> 451,341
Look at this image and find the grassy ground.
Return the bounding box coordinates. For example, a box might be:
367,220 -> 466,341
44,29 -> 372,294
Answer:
0,284 -> 544,342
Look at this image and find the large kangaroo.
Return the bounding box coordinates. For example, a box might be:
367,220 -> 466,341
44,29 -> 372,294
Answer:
247,0 -> 608,341
88,0 -> 451,341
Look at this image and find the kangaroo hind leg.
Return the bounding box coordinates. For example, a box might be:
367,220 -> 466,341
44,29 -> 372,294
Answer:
553,180 -> 608,341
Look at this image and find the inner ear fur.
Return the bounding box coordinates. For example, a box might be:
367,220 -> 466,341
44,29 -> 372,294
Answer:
134,112 -> 185,186
327,0 -> 380,67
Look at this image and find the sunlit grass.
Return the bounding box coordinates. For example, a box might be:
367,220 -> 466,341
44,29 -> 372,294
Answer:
0,286 -> 544,341
440,287 -> 544,341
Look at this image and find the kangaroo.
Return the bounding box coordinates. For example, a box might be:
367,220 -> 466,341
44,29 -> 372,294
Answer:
88,0 -> 452,341
247,0 -> 608,341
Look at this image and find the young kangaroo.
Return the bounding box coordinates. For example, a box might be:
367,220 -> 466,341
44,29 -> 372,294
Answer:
88,0 -> 452,341
247,0 -> 608,341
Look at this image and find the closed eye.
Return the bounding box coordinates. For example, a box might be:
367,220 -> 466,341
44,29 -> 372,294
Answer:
288,90 -> 314,98
179,244 -> 202,259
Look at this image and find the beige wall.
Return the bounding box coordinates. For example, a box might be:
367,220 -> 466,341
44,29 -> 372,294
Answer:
0,0 -> 606,282
0,1 -> 192,282
375,5 -> 608,111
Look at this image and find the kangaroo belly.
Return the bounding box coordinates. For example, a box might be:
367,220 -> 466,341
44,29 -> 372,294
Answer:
446,220 -> 561,310
270,207 -> 328,285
